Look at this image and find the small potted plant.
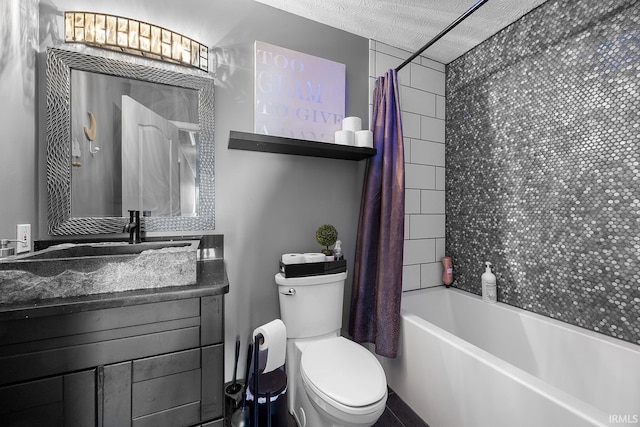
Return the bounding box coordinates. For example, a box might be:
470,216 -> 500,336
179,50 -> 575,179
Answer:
316,224 -> 338,257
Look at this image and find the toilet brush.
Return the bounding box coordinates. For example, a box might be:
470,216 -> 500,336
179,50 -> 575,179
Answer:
226,337 -> 242,395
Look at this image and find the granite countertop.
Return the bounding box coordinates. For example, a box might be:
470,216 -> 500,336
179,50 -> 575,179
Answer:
0,256 -> 229,321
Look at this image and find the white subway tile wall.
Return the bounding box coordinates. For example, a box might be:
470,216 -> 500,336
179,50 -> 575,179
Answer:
369,40 -> 446,292
405,163 -> 436,189
412,140 -> 445,167
410,63 -> 446,96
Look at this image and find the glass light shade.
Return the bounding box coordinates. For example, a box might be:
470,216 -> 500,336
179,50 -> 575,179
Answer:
117,17 -> 128,33
117,31 -> 128,47
162,29 -> 171,44
74,27 -> 84,42
191,43 -> 199,66
129,21 -> 139,49
116,17 -> 128,47
84,14 -> 95,42
65,13 -> 74,41
95,14 -> 106,44
139,23 -> 150,51
74,13 -> 84,27
64,11 -> 208,71
172,35 -> 182,60
140,23 -> 150,38
96,14 -> 105,30
106,16 -> 117,45
162,41 -> 171,58
151,26 -> 161,54
200,45 -> 208,71
140,36 -> 150,52
181,39 -> 191,63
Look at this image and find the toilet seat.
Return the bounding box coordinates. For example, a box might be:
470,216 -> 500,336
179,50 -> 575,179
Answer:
300,337 -> 387,417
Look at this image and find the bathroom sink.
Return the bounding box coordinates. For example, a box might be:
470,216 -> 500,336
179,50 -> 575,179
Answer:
0,240 -> 200,305
18,240 -> 196,260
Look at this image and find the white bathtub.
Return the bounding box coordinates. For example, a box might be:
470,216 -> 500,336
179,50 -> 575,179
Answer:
377,287 -> 640,427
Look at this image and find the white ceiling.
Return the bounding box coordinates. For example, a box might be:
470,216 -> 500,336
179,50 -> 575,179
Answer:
253,0 -> 548,64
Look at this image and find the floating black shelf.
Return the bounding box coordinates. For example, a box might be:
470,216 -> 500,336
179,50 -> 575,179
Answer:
228,130 -> 376,161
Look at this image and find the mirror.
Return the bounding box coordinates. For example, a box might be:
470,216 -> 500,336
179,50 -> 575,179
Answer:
70,70 -> 200,218
46,48 -> 215,235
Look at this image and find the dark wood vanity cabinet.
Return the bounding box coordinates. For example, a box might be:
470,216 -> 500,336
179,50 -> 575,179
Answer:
0,295 -> 225,427
0,368 -> 96,426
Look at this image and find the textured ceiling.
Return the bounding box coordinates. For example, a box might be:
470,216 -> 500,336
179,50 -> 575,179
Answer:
253,0 -> 549,64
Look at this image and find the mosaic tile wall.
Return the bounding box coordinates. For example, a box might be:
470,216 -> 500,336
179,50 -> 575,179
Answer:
445,0 -> 640,345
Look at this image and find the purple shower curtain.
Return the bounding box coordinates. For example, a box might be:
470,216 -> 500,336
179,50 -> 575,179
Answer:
349,69 -> 404,358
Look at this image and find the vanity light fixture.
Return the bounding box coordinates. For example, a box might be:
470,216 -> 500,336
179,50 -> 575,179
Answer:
64,11 -> 208,72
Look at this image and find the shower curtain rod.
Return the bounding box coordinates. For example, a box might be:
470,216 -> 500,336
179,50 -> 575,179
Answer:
395,0 -> 489,71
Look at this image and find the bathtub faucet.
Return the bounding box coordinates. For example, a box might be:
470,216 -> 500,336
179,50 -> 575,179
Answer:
123,210 -> 141,244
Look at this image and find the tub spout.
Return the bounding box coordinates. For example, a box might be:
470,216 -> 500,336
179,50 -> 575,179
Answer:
123,210 -> 141,244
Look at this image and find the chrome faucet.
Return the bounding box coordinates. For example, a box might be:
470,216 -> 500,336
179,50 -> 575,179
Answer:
0,239 -> 16,259
123,210 -> 141,244
0,238 -> 28,258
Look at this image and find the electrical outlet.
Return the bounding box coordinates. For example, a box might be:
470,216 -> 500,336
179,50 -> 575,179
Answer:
16,224 -> 31,254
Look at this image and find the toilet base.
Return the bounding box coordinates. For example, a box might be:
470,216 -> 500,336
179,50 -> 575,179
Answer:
291,370 -> 382,427
287,338 -> 386,427
291,371 -> 325,427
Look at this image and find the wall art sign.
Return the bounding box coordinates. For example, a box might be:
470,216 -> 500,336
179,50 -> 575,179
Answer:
254,41 -> 346,142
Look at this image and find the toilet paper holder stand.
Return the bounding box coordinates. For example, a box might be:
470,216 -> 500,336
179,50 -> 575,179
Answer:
253,332 -> 271,427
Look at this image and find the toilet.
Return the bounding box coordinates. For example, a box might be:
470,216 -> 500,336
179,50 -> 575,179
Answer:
276,271 -> 387,427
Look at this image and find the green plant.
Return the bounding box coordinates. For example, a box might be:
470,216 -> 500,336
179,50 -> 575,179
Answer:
316,224 -> 338,256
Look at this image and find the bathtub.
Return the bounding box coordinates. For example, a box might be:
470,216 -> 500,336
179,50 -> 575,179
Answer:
376,287 -> 640,427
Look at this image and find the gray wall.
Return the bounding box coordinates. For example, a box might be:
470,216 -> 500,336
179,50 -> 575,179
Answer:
5,0 -> 369,380
0,0 -> 39,243
446,0 -> 639,345
211,1 -> 369,380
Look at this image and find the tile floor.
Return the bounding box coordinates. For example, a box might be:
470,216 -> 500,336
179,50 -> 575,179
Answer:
283,388 -> 429,427
372,388 -> 429,427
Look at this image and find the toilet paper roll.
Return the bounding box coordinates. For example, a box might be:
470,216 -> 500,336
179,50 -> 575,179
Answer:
334,130 -> 355,146
303,253 -> 326,263
281,253 -> 305,265
342,116 -> 362,132
355,130 -> 373,148
253,319 -> 287,374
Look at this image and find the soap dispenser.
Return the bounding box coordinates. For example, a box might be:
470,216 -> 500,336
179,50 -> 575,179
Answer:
481,262 -> 497,303
333,240 -> 343,261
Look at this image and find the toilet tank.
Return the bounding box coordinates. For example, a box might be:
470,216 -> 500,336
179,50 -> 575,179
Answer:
276,271 -> 348,338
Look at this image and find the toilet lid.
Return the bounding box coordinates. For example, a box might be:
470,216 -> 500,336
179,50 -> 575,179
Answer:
300,337 -> 387,408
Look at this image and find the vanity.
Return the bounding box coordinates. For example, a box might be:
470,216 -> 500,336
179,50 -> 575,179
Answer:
0,236 -> 228,427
